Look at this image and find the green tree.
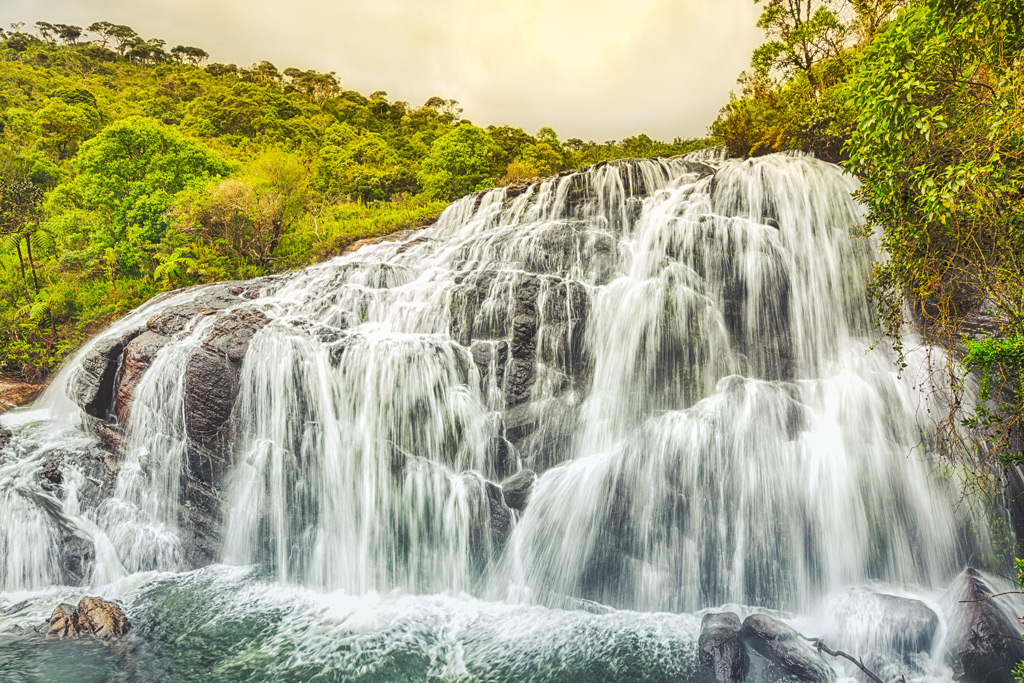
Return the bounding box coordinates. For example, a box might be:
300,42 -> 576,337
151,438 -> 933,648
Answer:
418,124 -> 498,200
53,117 -> 231,261
844,0 -> 1024,461
752,0 -> 849,86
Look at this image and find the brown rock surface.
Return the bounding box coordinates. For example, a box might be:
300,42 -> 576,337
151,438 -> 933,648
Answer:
0,379 -> 46,411
46,596 -> 131,639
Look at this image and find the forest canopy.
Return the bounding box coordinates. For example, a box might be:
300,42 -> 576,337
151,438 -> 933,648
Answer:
0,21 -> 707,379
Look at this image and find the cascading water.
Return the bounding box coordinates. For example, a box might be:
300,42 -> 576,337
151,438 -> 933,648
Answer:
0,152 -> 1015,682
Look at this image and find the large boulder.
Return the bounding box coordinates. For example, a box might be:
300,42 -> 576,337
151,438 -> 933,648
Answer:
741,613 -> 835,683
699,611 -> 749,683
47,596 -> 130,639
944,567 -> 1024,683
827,588 -> 939,656
0,380 -> 45,410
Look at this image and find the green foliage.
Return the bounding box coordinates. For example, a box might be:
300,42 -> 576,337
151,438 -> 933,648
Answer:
418,124 -> 498,200
59,117 -> 231,247
0,21 -> 709,379
843,0 -> 1024,460
752,0 -> 848,84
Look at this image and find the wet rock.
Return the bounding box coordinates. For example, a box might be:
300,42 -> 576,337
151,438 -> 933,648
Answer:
945,567 -> 1024,683
70,336 -> 131,418
0,425 -> 10,450
76,596 -> 131,638
145,284 -> 243,336
505,358 -> 536,406
94,421 -> 126,455
181,476 -> 223,568
47,597 -> 130,639
500,469 -> 536,512
741,613 -> 835,683
39,458 -> 62,492
485,481 -> 513,552
184,308 -> 269,440
699,612 -> 749,683
115,330 -> 171,423
201,308 -> 270,363
184,349 -> 238,438
829,589 -> 939,655
47,604 -> 81,639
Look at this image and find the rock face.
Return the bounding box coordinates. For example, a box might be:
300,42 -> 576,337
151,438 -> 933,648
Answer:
66,282 -> 269,569
741,613 -> 835,683
485,481 -> 513,552
945,567 -> 1024,683
115,331 -> 171,423
500,469 -> 536,512
47,596 -> 131,639
71,336 -> 130,419
699,612 -> 749,683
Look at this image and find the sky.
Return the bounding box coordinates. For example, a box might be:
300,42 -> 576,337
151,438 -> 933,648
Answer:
5,0 -> 765,141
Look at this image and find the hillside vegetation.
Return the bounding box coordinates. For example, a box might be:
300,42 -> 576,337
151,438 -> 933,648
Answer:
713,0 -> 1023,465
0,21 -> 706,380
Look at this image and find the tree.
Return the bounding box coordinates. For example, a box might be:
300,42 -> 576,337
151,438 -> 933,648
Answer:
844,0 -> 1024,462
54,24 -> 82,45
170,45 -> 209,66
849,0 -> 909,41
418,124 -> 498,200
55,117 -> 231,257
0,177 -> 44,293
34,21 -> 57,46
106,24 -> 139,56
283,68 -> 340,103
751,0 -> 849,86
170,151 -> 307,267
87,21 -> 118,48
35,98 -> 101,160
127,38 -> 169,64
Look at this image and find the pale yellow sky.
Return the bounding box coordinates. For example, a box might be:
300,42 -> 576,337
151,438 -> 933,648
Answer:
6,0 -> 765,140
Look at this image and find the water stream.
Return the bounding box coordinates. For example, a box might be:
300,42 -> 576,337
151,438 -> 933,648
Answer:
0,153 -> 1011,681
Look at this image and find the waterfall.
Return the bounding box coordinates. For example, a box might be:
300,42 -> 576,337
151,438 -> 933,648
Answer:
0,154 -> 995,658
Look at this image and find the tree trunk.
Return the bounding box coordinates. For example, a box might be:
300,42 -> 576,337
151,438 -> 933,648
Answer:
14,240 -> 28,293
25,232 -> 39,293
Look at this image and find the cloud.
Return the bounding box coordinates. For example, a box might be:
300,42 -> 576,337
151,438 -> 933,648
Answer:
7,0 -> 763,139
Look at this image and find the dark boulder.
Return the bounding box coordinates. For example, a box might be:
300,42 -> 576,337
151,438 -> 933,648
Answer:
70,336 -> 132,418
699,611 -> 749,683
184,308 -> 269,482
0,425 -> 10,450
945,567 -> 1024,683
184,349 -> 238,439
500,469 -> 536,512
115,331 -> 172,423
741,613 -> 835,683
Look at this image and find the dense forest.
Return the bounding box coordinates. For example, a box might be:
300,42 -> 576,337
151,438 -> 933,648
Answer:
713,0 -> 1023,465
0,21 -> 706,380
